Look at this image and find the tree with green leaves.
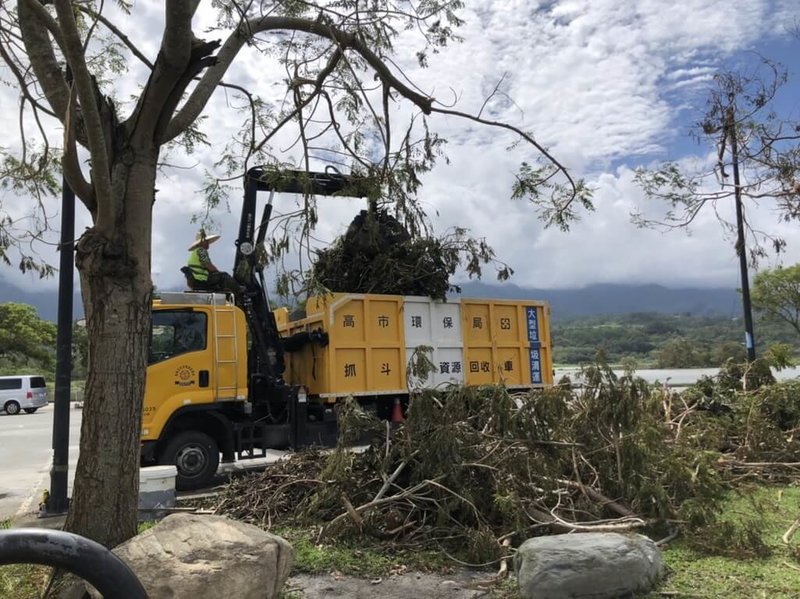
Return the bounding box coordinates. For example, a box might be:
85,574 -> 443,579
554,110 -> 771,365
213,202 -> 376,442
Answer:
711,340 -> 747,366
751,264 -> 800,337
634,59 -> 800,362
634,60 -> 799,258
71,320 -> 88,378
656,337 -> 706,369
0,1 -> 589,547
0,302 -> 56,368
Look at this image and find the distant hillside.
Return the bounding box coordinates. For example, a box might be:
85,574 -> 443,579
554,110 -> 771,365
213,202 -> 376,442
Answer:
0,281 -> 82,321
453,281 -> 741,320
0,278 -> 741,322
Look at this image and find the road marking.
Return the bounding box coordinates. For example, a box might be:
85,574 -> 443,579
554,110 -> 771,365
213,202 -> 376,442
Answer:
15,458 -> 51,520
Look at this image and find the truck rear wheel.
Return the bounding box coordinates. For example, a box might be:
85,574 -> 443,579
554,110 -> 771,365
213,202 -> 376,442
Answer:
159,431 -> 220,491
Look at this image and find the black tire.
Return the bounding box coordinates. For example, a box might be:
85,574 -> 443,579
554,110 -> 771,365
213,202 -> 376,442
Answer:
4,401 -> 20,415
23,408 -> 38,414
158,431 -> 220,491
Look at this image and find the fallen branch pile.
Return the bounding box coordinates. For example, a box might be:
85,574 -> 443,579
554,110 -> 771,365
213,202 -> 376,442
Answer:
211,360 -> 800,562
311,207 -> 511,300
312,208 -> 453,299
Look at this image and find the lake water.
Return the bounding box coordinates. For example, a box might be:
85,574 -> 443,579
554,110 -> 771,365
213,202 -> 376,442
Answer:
554,366 -> 800,387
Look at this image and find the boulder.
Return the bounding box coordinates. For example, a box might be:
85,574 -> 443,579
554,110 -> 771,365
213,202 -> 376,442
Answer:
514,532 -> 664,599
111,513 -> 293,599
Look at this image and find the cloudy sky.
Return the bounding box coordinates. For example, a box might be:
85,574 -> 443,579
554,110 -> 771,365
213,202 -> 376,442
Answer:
1,0 -> 799,298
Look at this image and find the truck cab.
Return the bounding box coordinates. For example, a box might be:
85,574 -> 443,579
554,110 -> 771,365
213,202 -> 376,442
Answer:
140,292 -> 335,489
139,167 -> 369,489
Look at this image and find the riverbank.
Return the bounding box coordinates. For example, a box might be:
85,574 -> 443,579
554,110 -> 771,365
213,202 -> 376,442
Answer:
555,365 -> 800,387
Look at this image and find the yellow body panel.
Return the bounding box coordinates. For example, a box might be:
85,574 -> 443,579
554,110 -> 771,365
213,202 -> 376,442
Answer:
461,299 -> 552,387
282,294 -> 407,397
274,307 -> 289,329
142,298 -> 249,441
279,294 -> 553,398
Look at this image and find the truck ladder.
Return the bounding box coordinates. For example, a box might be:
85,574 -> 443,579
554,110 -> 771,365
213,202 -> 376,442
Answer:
211,295 -> 239,400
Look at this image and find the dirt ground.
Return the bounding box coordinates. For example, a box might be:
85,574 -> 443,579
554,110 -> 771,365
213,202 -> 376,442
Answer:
286,570 -> 507,598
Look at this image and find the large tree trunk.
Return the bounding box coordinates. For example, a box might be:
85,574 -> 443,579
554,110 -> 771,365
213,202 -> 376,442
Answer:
65,155 -> 156,548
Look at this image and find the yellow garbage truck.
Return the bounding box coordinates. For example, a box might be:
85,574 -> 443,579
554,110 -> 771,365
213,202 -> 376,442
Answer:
140,168 -> 553,490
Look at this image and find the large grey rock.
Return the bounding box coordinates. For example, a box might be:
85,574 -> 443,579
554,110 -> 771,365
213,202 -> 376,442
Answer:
112,513 -> 293,599
514,532 -> 664,599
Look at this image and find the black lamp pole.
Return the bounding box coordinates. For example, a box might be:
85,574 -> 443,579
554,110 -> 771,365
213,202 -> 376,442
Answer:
46,176 -> 75,515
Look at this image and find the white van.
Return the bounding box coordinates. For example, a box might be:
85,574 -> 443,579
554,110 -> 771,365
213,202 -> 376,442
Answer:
0,375 -> 49,415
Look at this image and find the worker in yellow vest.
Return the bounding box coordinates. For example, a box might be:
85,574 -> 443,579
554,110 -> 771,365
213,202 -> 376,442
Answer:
186,231 -> 244,295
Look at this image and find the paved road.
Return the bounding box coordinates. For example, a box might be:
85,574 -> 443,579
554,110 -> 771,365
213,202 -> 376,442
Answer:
0,404 -> 81,522
0,403 -> 291,522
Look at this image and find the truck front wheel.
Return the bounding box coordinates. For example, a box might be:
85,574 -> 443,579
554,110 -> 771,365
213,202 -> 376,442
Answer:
159,431 -> 220,491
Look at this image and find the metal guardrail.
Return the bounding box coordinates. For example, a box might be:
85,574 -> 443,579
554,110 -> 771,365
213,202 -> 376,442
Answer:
0,528 -> 148,598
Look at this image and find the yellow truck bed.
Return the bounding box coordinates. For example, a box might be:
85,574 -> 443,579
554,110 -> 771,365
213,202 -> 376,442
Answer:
276,294 -> 553,399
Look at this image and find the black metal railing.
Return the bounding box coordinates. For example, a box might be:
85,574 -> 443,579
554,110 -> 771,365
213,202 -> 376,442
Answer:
0,528 -> 148,598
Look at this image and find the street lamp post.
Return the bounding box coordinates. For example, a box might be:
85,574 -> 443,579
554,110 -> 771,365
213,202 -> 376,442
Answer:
45,177 -> 74,515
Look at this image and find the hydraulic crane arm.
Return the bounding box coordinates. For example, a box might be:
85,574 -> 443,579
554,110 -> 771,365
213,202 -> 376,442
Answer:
235,166 -> 372,279
233,166 -> 372,389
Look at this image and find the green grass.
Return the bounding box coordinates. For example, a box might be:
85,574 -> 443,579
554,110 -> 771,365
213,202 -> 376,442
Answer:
0,520 -> 51,599
0,564 -> 50,599
645,485 -> 800,599
4,487 -> 800,598
0,519 -> 157,598
279,487 -> 800,598
275,527 -> 455,578
138,520 -> 158,534
276,527 -> 521,598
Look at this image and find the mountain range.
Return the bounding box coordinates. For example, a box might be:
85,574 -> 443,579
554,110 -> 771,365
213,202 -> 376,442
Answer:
0,278 -> 741,322
454,281 -> 742,320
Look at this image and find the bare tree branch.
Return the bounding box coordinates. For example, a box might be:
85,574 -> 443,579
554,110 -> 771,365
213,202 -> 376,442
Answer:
252,48 -> 343,155
18,0 -> 70,122
19,0 -> 64,46
432,105 -> 581,205
63,84 -> 96,212
53,0 -> 114,227
126,0 -> 199,146
77,4 -> 154,69
166,15 -> 433,142
163,0 -> 199,67
0,41 -> 57,119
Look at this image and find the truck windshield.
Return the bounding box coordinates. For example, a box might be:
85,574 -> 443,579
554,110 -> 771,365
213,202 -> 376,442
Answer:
149,310 -> 207,364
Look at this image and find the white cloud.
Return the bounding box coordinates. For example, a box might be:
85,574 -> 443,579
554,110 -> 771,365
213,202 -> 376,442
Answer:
1,0 -> 798,298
